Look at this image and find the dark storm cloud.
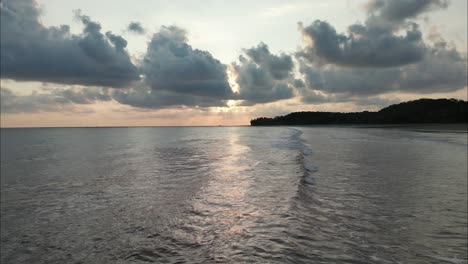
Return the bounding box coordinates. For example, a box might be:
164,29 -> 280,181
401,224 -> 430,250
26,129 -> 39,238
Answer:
127,22 -> 146,34
0,0 -> 139,87
112,86 -> 227,109
0,87 -> 110,113
142,26 -> 234,99
231,43 -> 295,105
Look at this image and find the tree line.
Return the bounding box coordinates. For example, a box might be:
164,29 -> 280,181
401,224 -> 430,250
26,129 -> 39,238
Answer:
250,99 -> 468,126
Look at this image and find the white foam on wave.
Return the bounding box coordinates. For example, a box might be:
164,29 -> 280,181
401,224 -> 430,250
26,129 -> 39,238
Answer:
287,128 -> 317,185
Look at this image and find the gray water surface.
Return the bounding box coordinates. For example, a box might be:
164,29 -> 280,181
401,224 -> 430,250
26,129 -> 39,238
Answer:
1,127 -> 467,263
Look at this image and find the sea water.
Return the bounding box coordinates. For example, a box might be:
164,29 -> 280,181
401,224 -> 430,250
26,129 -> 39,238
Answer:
1,127 -> 467,263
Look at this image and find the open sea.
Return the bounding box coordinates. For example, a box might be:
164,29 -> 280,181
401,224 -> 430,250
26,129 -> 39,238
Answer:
1,126 -> 467,263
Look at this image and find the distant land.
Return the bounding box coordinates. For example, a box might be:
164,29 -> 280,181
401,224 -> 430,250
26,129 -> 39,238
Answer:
250,99 -> 468,126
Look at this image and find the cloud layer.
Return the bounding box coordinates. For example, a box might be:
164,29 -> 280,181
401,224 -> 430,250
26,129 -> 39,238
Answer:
112,86 -> 228,109
1,87 -> 110,113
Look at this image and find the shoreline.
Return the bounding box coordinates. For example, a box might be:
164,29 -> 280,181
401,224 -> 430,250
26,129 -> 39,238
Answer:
269,123 -> 468,133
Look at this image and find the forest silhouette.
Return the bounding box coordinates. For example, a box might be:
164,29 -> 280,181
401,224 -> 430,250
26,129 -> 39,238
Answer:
250,99 -> 468,126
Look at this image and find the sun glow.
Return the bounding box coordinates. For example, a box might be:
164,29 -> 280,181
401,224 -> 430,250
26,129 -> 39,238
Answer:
227,65 -> 240,93
227,100 -> 236,107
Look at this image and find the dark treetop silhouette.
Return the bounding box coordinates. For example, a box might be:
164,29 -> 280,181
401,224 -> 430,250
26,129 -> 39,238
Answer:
250,99 -> 468,126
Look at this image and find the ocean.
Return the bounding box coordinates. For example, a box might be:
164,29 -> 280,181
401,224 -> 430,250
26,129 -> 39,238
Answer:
1,126 -> 467,263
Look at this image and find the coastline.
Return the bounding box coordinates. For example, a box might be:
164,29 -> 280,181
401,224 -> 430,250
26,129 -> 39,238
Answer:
269,123 -> 468,133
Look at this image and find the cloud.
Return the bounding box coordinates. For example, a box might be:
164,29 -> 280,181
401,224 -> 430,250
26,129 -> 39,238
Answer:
230,43 -> 295,105
296,0 -> 466,103
112,85 -> 227,109
127,21 -> 145,34
297,0 -> 451,68
298,40 -> 466,96
294,82 -> 401,108
298,20 -> 425,68
142,26 -> 234,99
0,0 -> 139,87
298,61 -> 401,95
398,42 -> 467,93
245,43 -> 294,80
367,0 -> 449,22
111,32 -> 296,108
1,87 -> 110,113
133,38 -> 296,107
53,87 -> 112,103
110,25 -> 235,109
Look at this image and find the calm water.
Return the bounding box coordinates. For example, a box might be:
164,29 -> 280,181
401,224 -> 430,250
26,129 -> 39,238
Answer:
1,127 -> 467,263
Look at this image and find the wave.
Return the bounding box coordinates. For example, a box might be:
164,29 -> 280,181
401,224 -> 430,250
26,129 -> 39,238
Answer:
288,128 -> 317,185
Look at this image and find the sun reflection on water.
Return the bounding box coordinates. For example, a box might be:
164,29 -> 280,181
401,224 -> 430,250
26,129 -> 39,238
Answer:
189,128 -> 260,241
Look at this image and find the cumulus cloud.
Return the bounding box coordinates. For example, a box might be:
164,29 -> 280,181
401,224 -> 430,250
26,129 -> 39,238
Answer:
298,20 -> 425,68
0,87 -> 110,113
244,43 -> 294,80
107,25 -> 235,109
127,21 -> 145,34
296,0 -> 466,102
297,39 -> 466,96
297,0 -> 451,68
135,36 -> 296,107
115,35 -> 297,108
142,26 -> 234,99
230,43 -> 295,105
0,0 -> 139,87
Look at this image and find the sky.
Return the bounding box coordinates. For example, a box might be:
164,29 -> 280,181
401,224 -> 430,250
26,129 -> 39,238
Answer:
1,0 -> 467,127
